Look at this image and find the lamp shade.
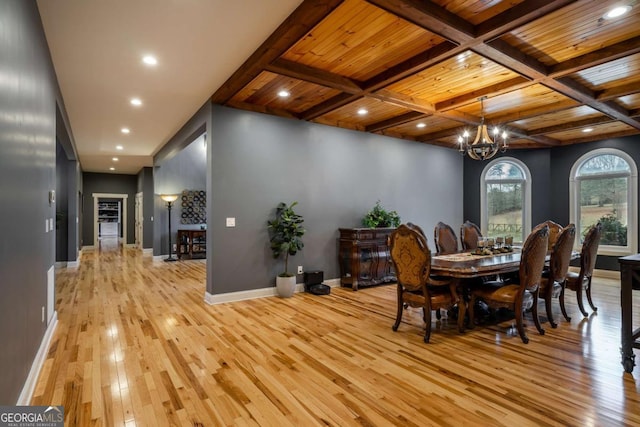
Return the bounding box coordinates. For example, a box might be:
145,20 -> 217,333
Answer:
161,194 -> 178,203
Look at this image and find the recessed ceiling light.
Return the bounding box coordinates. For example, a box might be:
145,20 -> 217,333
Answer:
121,128 -> 130,134
583,128 -> 594,133
416,123 -> 426,128
112,157 -> 119,162
357,108 -> 368,116
604,5 -> 631,19
130,98 -> 142,106
116,145 -> 124,150
278,90 -> 290,98
109,167 -> 115,171
142,55 -> 157,66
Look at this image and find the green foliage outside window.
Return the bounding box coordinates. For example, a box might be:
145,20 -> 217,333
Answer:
596,213 -> 627,246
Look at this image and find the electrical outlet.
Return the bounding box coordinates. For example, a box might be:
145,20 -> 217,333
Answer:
172,244 -> 177,251
297,266 -> 303,275
41,306 -> 45,323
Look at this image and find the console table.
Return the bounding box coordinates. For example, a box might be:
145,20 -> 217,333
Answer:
338,227 -> 396,291
619,254 -> 640,373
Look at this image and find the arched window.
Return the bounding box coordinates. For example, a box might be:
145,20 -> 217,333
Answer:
481,158 -> 531,244
570,148 -> 637,256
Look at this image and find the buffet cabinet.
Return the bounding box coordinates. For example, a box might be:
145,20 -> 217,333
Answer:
338,228 -> 396,290
177,229 -> 206,260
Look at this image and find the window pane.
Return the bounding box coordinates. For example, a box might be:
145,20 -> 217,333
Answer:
486,182 -> 523,242
577,154 -> 630,176
486,161 -> 524,180
579,176 -> 628,246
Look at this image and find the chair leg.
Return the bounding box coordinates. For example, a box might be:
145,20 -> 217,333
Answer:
531,294 -> 545,336
585,277 -> 598,312
575,283 -> 588,318
392,286 -> 403,332
515,303 -> 529,344
423,301 -> 432,343
436,309 -> 442,320
559,284 -> 572,321
544,294 -> 557,328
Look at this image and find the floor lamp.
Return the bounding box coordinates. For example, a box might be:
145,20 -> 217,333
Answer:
161,194 -> 178,262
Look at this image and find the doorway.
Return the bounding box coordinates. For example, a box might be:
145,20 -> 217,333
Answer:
135,192 -> 143,249
93,193 -> 128,248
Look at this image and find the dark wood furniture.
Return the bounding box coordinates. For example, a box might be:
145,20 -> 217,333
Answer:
618,253 -> 640,373
177,229 -> 206,259
338,227 -> 396,290
539,223 -> 576,328
431,250 -> 523,279
468,225 -> 550,344
389,224 -> 464,343
434,221 -> 458,254
460,220 -> 482,251
565,222 -> 602,318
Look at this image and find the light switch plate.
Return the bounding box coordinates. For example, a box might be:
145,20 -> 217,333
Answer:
226,217 -> 236,227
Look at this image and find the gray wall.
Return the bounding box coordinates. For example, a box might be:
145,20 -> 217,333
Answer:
0,0 -> 60,403
208,105 -> 463,294
137,167 -> 154,249
153,101 -> 211,256
82,173 -> 138,246
154,135 -> 207,255
463,135 -> 640,270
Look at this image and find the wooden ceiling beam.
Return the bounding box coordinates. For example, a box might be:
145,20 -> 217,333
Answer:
366,0 -> 474,42
265,59 -> 363,94
363,41 -> 458,91
555,129 -> 640,145
435,77 -> 531,112
365,111 -> 428,132
494,100 -> 578,123
300,93 -> 362,121
226,100 -> 300,120
211,0 -> 344,104
528,116 -> 615,136
598,82 -> 640,102
549,36 -> 640,77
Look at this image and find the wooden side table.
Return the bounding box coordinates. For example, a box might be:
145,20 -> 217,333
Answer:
618,254 -> 640,373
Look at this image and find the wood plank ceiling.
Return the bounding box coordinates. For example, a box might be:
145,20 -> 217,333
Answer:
212,0 -> 640,150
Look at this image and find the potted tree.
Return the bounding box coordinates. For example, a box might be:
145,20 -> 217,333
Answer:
268,201 -> 306,297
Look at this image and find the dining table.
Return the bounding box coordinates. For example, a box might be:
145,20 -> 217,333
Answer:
431,248 -> 524,279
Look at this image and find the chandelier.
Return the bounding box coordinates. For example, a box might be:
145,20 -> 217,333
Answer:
458,96 -> 508,161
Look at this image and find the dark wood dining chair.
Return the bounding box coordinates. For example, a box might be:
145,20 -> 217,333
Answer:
562,222 -> 602,319
544,220 -> 563,251
538,223 -> 576,328
460,220 -> 482,251
468,224 -> 549,343
389,224 -> 465,343
434,221 -> 459,255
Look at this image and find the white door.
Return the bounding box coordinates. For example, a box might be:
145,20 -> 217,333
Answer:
135,192 -> 143,249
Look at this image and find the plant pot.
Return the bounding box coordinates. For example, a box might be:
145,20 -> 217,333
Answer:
276,275 -> 297,298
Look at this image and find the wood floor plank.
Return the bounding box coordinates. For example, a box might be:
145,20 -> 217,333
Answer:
32,241 -> 640,426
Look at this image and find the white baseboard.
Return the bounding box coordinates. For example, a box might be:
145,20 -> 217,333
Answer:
143,248 -> 153,256
67,260 -> 79,268
82,245 -> 95,251
204,278 -> 342,305
17,311 -> 58,405
153,255 -> 168,262
124,243 -> 137,248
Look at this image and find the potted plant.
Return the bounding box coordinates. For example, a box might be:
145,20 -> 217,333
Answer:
362,200 -> 401,228
268,201 -> 306,297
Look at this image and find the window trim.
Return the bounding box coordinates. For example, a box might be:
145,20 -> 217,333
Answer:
569,148 -> 637,256
480,157 -> 532,244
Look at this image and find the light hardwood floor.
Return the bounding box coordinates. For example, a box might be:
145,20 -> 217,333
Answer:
33,240 -> 640,426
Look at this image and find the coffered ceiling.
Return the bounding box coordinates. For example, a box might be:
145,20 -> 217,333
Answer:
40,0 -> 640,174
214,0 -> 640,152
